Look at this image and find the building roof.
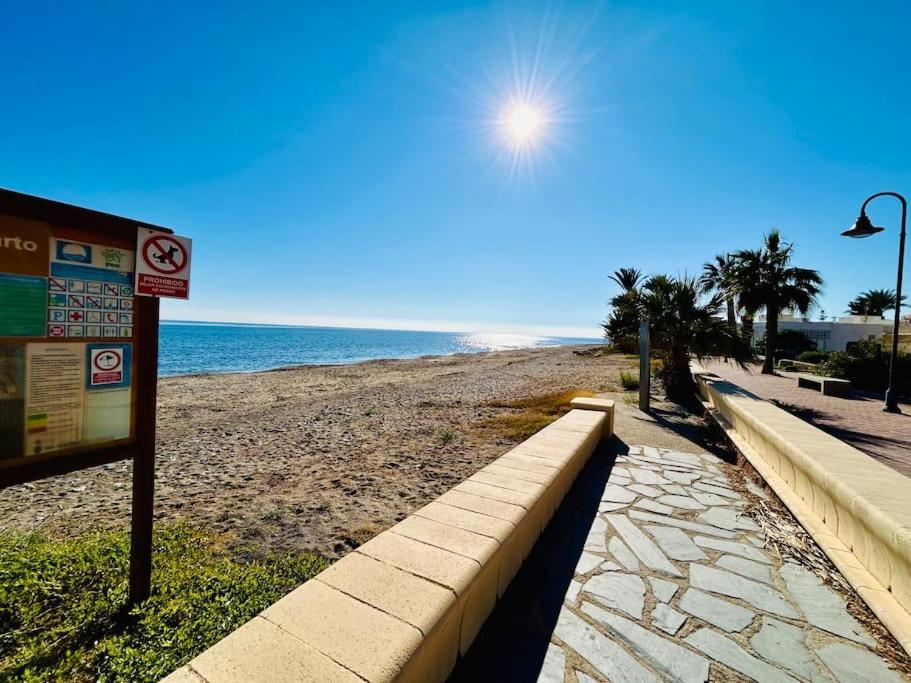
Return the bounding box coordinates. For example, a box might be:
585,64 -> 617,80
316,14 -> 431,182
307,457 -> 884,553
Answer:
0,187 -> 172,236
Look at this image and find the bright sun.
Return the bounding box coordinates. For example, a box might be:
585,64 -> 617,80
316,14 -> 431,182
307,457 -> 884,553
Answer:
467,9 -> 592,179
503,103 -> 544,145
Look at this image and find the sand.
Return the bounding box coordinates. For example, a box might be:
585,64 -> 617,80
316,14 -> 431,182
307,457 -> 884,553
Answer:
0,346 -> 653,556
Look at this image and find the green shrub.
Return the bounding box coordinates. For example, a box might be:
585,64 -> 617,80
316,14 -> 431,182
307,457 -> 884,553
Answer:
619,371 -> 639,390
817,351 -> 853,379
607,339 -> 639,354
0,524 -> 327,682
846,338 -> 882,359
796,350 -> 830,364
818,349 -> 910,395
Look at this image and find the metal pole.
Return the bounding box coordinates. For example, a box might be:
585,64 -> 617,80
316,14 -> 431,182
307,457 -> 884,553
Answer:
885,199 -> 906,412
129,296 -> 160,604
639,318 -> 650,412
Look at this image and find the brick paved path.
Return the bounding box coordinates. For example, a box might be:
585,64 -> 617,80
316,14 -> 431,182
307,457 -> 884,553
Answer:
702,361 -> 911,478
452,446 -> 909,682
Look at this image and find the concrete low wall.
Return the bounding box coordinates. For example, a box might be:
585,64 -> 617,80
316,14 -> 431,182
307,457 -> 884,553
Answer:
693,366 -> 911,654
162,401 -> 614,682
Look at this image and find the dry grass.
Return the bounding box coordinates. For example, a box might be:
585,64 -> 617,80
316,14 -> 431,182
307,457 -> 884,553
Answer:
479,390 -> 596,442
619,371 -> 639,390
477,413 -> 559,441
727,463 -> 911,676
343,524 -> 384,549
486,390 -> 596,412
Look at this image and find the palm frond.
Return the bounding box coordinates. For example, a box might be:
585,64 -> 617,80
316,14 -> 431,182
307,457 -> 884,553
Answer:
608,268 -> 645,292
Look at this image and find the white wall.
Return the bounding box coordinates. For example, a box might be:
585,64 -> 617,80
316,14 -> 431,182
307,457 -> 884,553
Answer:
751,319 -> 891,352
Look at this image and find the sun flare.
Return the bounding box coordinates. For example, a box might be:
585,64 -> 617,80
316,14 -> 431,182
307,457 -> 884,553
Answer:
503,104 -> 544,145
457,9 -> 596,180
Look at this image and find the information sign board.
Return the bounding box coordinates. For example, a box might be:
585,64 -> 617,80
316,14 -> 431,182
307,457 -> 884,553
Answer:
0,188 -> 188,604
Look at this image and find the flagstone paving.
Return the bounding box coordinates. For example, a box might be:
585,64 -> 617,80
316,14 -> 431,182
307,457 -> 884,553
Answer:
539,446 -> 908,682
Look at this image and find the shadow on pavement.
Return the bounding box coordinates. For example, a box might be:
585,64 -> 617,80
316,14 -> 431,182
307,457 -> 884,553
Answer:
449,438 -> 623,681
638,397 -> 736,464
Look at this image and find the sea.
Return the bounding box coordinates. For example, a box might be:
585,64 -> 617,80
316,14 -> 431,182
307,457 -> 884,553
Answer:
158,321 -> 599,377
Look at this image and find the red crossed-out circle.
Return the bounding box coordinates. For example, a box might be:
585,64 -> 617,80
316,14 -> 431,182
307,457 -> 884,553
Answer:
93,349 -> 122,372
142,234 -> 188,275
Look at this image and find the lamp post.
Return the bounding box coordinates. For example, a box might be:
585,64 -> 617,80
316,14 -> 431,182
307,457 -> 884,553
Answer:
841,191 -> 907,413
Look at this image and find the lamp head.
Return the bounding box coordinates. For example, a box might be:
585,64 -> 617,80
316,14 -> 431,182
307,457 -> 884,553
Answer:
842,213 -> 885,239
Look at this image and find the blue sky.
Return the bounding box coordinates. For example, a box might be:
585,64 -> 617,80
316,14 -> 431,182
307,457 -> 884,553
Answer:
3,1 -> 909,338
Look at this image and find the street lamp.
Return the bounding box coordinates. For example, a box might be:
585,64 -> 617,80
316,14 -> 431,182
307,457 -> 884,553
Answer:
841,191 -> 907,413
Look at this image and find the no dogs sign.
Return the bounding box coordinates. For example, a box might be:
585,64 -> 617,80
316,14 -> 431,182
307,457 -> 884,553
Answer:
135,228 -> 192,299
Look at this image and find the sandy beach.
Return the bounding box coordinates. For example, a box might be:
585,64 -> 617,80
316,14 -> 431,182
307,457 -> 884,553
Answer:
0,345 -> 668,558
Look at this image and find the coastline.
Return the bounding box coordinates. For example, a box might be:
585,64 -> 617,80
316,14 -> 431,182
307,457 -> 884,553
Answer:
157,333 -> 601,378
164,343 -> 593,379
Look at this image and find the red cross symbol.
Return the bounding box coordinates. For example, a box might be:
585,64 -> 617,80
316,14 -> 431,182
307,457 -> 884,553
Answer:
69,311 -> 84,322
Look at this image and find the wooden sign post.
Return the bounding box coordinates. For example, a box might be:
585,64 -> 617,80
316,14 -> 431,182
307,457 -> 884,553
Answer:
0,189 -> 184,605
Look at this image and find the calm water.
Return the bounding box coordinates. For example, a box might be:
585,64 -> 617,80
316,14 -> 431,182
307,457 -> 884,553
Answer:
158,322 -> 598,376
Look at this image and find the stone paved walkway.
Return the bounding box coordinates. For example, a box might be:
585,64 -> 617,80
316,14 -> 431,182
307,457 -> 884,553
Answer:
451,444 -> 909,682
701,361 -> 911,477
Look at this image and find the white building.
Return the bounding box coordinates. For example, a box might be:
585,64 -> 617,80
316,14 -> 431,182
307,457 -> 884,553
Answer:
750,315 -> 893,352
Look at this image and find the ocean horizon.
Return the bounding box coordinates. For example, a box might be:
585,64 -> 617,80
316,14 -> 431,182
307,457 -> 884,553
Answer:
158,320 -> 600,377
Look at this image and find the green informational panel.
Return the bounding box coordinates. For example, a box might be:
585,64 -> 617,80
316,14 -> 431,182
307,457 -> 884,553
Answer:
0,274 -> 46,337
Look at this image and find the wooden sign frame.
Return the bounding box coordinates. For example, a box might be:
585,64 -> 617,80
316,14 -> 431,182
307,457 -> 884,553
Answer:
0,188 -> 167,604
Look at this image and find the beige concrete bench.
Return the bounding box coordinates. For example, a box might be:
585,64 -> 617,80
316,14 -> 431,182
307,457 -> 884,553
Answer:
693,367 -> 911,654
796,372 -> 851,396
569,396 -> 615,438
162,402 -> 614,683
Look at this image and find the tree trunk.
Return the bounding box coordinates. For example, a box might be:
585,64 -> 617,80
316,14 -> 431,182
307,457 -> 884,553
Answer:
726,298 -> 736,330
663,349 -> 696,402
741,313 -> 754,345
762,307 -> 778,374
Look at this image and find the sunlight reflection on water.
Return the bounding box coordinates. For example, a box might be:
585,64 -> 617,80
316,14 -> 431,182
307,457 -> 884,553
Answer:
455,333 -> 553,352
159,323 -> 597,376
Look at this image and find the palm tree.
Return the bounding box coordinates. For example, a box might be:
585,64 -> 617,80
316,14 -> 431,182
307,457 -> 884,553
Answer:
700,254 -> 738,329
602,268 -> 646,352
638,275 -> 752,400
847,289 -> 907,318
733,230 -> 823,374
729,248 -> 764,344
609,267 -> 645,292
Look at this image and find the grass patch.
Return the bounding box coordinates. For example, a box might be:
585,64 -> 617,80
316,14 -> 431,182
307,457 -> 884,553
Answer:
0,524 -> 327,682
439,429 -> 457,444
619,370 -> 639,390
480,390 -> 595,441
263,507 -> 283,522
